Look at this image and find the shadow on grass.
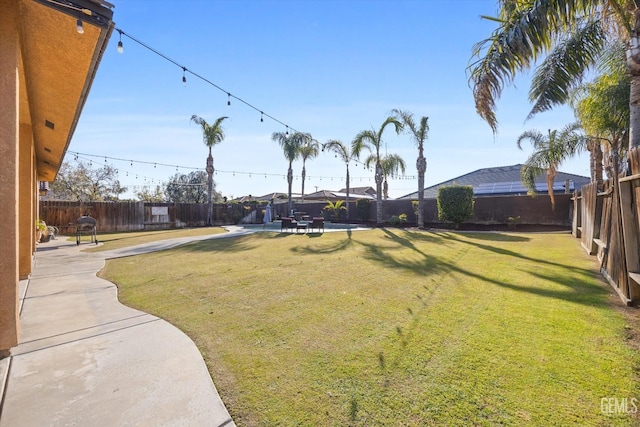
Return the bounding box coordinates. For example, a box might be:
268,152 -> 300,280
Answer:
291,228 -> 608,309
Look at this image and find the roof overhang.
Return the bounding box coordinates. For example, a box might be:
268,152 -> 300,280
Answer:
17,0 -> 114,181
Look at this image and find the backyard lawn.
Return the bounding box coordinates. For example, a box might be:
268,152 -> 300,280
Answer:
99,229 -> 640,426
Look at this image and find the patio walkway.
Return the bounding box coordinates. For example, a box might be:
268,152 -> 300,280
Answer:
0,230 -> 251,427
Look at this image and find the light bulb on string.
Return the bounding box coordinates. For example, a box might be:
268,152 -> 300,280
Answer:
117,30 -> 123,53
182,67 -> 187,86
260,112 -> 264,123
76,19 -> 84,34
286,126 -> 289,136
227,93 -> 231,106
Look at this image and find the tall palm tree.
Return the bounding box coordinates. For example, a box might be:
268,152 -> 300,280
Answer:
323,139 -> 353,220
298,134 -> 319,201
272,131 -> 303,214
352,116 -> 403,225
517,123 -> 586,210
190,114 -> 228,226
376,154 -> 406,200
468,1 -> 640,156
393,109 -> 429,228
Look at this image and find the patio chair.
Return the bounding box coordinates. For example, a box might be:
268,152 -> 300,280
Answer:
309,217 -> 324,233
281,217 -> 297,232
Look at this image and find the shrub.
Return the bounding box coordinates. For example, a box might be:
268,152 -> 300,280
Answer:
508,215 -> 521,229
356,199 -> 371,222
324,200 -> 346,221
437,185 -> 474,228
389,213 -> 408,226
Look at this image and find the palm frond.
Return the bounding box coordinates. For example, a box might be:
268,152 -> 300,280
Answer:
381,154 -> 407,178
527,18 -> 605,119
516,129 -> 545,150
363,154 -> 377,169
351,130 -> 376,158
323,139 -> 350,163
468,0 -> 600,132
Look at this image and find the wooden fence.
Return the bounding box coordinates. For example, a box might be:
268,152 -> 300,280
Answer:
39,201 -> 270,233
42,193 -> 572,234
573,148 -> 640,305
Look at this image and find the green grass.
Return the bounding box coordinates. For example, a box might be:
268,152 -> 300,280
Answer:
99,229 -> 640,426
76,227 -> 226,252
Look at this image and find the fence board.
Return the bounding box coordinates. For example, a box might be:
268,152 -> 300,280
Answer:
580,182 -> 599,254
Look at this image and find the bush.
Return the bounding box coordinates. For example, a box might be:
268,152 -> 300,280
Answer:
389,213 -> 408,226
437,185 -> 474,228
356,199 -> 371,222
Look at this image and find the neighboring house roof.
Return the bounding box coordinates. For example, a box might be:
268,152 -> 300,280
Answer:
305,189 -> 376,200
398,164 -> 591,199
340,186 -> 376,196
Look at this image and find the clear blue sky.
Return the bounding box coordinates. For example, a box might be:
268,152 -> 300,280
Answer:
70,0 -> 589,200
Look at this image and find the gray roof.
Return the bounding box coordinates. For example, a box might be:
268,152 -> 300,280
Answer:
398,164 -> 591,199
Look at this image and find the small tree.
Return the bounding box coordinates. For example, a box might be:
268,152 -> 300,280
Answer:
136,185 -> 165,202
323,200 -> 346,221
437,185 -> 474,228
165,171 -> 220,203
49,160 -> 127,201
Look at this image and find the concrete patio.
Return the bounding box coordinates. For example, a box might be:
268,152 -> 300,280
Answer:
0,232 -> 243,427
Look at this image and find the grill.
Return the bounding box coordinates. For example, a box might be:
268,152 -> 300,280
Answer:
76,216 -> 98,245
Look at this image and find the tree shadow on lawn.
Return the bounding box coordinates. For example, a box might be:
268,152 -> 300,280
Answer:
292,229 -> 607,306
433,231 -> 594,276
354,229 -> 609,308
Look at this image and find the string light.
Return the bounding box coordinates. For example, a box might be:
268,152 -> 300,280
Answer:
113,28 -> 297,134
66,151 -> 417,186
182,67 -> 187,86
76,19 -> 84,34
117,30 -> 124,53
286,126 -> 289,136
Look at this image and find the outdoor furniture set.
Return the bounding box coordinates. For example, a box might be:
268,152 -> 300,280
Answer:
280,217 -> 324,234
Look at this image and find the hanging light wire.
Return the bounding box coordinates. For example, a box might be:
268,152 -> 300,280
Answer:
67,150 -> 416,182
115,28 -> 297,134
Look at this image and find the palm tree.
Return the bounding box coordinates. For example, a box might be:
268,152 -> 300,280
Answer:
272,131 -> 303,214
468,1 -> 640,157
298,134 -> 319,201
323,139 -> 353,220
352,116 -> 403,225
517,123 -> 586,210
190,114 -> 228,226
571,70 -> 630,180
393,109 -> 429,228
323,200 -> 347,221
377,154 -> 406,200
